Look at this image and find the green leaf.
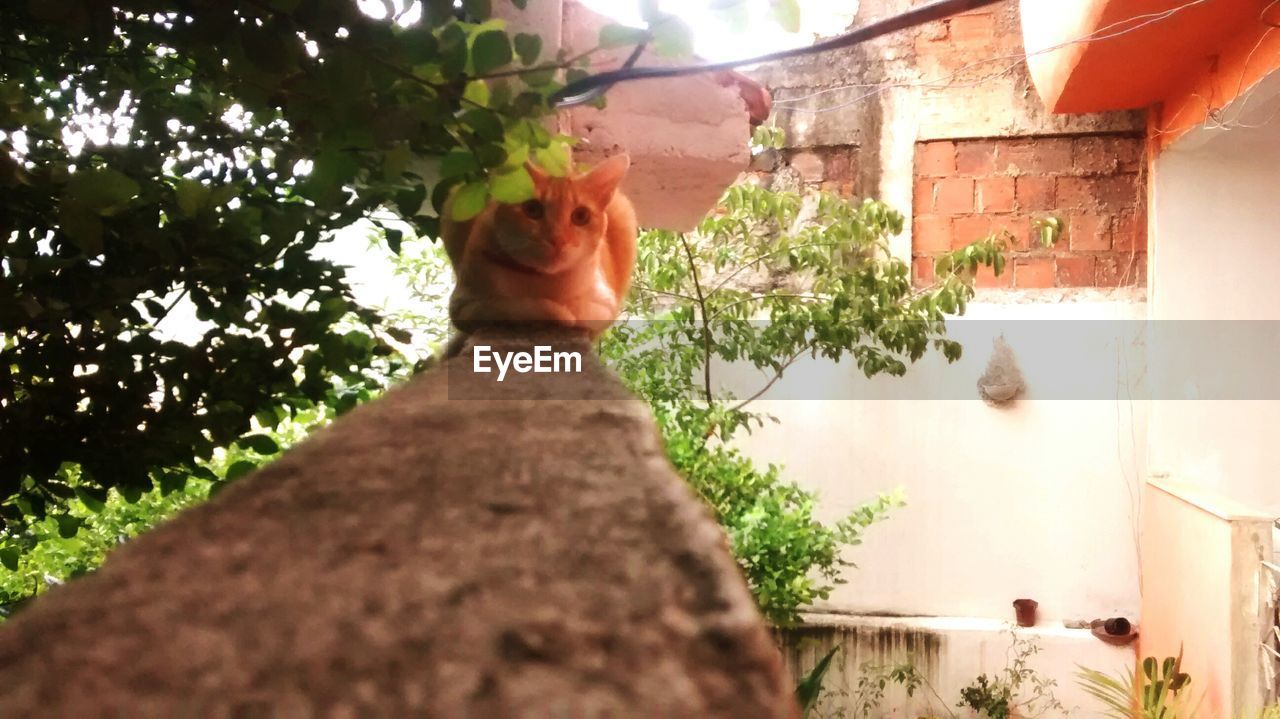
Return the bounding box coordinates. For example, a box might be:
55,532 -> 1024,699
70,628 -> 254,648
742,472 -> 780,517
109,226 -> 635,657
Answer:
795,646 -> 839,714
385,227 -> 403,254
510,0 -> 528,8
533,140 -> 572,177
119,483 -> 143,504
471,31 -> 513,76
461,108 -> 504,141
382,143 -> 412,180
58,206 -> 103,255
513,33 -> 541,65
651,16 -> 695,58
175,179 -> 209,217
451,181 -> 490,220
489,167 -> 535,203
397,185 -> 428,217
225,460 -> 258,482
237,433 -> 280,455
474,142 -> 507,168
599,23 -> 649,49
74,486 -> 107,513
65,167 -> 140,213
0,548 -> 18,571
771,0 -> 802,33
158,471 -> 188,496
463,79 -> 491,107
402,27 -> 439,64
440,150 -> 480,178
55,514 -> 82,539
638,0 -> 661,23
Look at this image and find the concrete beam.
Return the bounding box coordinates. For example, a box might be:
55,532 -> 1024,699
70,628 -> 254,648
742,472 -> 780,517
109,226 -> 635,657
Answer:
0,328 -> 794,717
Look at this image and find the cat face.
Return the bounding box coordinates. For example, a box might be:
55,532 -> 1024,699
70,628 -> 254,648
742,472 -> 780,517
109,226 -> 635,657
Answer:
488,154 -> 630,275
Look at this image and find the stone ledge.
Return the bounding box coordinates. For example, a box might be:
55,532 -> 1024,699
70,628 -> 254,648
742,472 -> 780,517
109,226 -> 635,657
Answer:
0,328 -> 793,717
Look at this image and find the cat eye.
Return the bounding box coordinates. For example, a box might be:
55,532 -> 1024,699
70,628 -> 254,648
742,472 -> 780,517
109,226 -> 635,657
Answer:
570,206 -> 591,226
521,200 -> 545,219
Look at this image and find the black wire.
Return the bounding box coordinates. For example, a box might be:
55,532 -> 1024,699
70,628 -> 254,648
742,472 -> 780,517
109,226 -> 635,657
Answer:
549,0 -> 1006,108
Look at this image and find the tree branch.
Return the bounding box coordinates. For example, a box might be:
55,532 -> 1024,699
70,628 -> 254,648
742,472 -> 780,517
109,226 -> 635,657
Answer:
707,241 -> 840,295
726,339 -> 815,413
631,282 -> 698,303
707,293 -> 826,322
678,232 -> 714,403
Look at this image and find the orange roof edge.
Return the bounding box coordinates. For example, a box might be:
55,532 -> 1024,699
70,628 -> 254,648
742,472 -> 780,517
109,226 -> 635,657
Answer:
1020,0 -> 1280,147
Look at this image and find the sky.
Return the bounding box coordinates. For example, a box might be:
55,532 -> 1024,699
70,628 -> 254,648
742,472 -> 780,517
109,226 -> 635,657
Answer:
577,0 -> 858,62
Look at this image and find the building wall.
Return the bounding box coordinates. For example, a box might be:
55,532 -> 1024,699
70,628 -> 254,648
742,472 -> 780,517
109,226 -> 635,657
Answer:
744,297 -> 1147,624
780,615 -> 1135,718
1138,479 -> 1274,717
912,136 -> 1146,289
740,0 -> 1150,645
1148,73 -> 1280,514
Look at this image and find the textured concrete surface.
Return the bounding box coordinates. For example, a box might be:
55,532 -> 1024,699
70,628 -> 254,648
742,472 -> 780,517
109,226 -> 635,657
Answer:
0,328 -> 793,717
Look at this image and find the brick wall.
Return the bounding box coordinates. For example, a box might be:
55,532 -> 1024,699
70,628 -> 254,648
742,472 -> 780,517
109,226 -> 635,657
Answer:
781,144 -> 860,197
912,135 -> 1147,288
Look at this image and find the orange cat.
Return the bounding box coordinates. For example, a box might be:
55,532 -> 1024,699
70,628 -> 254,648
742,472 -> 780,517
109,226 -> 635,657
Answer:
441,154 -> 637,339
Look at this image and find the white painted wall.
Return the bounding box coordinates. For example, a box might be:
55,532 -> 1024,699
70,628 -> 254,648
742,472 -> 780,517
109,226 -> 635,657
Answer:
784,615 -> 1135,718
736,294 -> 1147,624
1148,70 -> 1280,514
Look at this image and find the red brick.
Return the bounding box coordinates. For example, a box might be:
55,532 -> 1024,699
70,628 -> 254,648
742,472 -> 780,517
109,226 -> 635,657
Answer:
1093,174 -> 1140,209
1015,176 -> 1056,211
1056,176 -> 1095,209
934,177 -> 974,214
997,138 -> 1073,175
913,34 -> 946,57
988,213 -> 1018,237
917,141 -> 956,176
977,177 -> 1016,213
1010,214 -> 1056,252
825,148 -> 857,182
819,180 -> 855,197
1073,136 -> 1118,175
952,214 -> 996,248
1106,136 -> 1145,172
1111,208 -> 1147,252
975,262 -> 1012,288
955,141 -> 997,176
1056,255 -> 1096,287
1014,257 -> 1055,288
949,13 -> 995,44
913,257 -> 937,287
995,141 -> 1036,175
913,215 -> 952,253
1033,137 -> 1075,173
1096,253 -> 1146,287
914,179 -> 935,212
788,151 -> 824,183
1069,214 -> 1111,251
918,19 -> 949,42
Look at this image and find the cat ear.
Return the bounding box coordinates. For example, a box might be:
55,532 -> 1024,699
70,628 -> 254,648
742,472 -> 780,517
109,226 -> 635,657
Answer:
524,160 -> 550,191
578,154 -> 630,204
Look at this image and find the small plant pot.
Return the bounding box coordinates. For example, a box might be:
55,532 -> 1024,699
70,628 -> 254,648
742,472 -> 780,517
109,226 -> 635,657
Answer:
1090,617 -> 1139,646
1013,598 -> 1038,627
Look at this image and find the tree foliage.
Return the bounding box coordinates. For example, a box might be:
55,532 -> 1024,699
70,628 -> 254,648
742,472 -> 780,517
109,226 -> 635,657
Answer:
0,0 -> 598,528
601,172 -> 1008,623
0,233 -> 447,614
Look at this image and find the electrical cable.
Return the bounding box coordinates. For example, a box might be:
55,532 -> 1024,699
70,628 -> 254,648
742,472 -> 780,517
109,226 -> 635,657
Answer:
548,0 -> 1004,108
